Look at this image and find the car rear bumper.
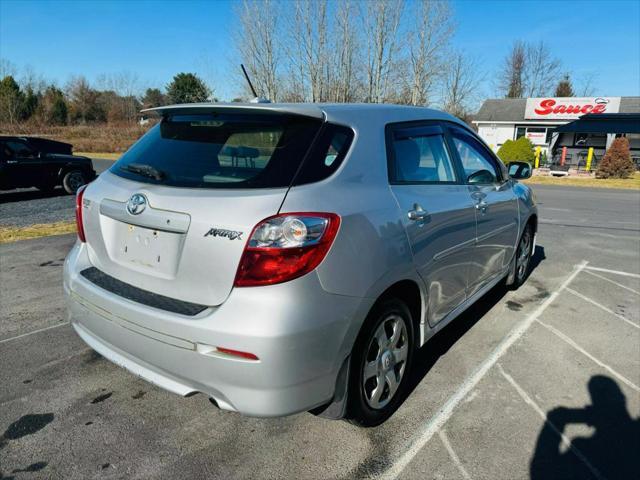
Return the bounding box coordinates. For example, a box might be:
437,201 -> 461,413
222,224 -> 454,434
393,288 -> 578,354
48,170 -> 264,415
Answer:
64,242 -> 371,417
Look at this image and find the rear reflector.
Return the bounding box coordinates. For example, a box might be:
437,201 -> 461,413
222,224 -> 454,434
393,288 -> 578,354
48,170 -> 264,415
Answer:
75,184 -> 88,242
215,347 -> 259,361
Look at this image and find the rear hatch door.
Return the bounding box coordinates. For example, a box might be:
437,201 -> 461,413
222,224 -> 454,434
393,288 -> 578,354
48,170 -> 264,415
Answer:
81,110 -> 322,307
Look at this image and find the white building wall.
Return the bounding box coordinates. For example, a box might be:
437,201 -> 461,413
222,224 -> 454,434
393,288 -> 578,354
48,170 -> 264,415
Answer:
476,124 -> 515,152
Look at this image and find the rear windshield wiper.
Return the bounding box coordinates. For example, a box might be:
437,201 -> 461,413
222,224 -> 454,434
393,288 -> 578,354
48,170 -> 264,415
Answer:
120,163 -> 166,181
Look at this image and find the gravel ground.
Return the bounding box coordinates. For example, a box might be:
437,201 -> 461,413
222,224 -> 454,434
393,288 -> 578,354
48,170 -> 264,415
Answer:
0,159 -> 112,227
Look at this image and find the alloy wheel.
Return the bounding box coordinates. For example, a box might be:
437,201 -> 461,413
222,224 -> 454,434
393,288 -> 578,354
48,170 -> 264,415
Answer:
516,228 -> 532,282
362,314 -> 409,410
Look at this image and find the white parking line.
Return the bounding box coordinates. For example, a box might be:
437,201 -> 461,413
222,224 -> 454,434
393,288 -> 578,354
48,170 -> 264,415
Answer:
0,322 -> 70,345
377,261 -> 588,480
566,287 -> 640,330
497,364 -> 605,480
536,319 -> 640,393
584,269 -> 640,296
584,266 -> 640,279
438,429 -> 472,480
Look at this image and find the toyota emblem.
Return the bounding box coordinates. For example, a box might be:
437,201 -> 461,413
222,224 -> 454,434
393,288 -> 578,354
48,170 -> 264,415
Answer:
126,194 -> 147,215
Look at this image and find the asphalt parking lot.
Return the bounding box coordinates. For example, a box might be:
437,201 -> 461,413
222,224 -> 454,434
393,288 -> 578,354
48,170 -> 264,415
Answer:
1,185 -> 639,479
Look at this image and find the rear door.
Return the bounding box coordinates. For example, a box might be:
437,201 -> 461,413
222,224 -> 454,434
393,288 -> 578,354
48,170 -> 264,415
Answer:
387,122 -> 477,326
447,125 -> 519,296
81,111 -> 322,307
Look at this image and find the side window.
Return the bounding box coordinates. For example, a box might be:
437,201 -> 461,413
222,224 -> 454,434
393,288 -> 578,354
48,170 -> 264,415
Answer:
293,124 -> 354,185
5,141 -> 34,158
388,125 -> 457,183
449,127 -> 502,184
0,142 -> 10,160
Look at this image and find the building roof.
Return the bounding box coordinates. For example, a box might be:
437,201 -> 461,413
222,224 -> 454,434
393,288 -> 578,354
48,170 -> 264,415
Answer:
553,113 -> 640,134
474,96 -> 640,122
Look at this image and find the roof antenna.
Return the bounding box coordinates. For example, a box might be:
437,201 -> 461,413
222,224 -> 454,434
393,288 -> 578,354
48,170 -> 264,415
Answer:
241,64 -> 271,103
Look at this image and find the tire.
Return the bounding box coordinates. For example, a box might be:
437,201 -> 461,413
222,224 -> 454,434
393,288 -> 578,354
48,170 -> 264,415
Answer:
347,298 -> 414,427
62,170 -> 86,194
510,223 -> 533,289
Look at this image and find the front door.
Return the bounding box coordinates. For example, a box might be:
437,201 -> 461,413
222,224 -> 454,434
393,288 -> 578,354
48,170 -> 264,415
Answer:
3,140 -> 42,188
387,123 -> 477,326
447,125 -> 519,296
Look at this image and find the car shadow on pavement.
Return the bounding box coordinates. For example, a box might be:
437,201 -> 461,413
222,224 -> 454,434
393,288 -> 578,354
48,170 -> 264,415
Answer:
530,375 -> 640,479
0,188 -> 69,204
401,245 -> 546,412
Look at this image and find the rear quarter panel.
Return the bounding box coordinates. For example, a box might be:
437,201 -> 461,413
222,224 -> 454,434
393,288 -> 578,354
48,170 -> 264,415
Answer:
279,120 -> 419,301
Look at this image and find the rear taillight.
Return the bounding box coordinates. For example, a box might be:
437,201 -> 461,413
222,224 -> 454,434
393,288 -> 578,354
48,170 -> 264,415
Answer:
234,212 -> 340,287
75,184 -> 87,242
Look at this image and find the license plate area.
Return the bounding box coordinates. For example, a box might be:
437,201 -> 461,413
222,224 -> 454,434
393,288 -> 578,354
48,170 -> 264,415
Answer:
100,216 -> 184,278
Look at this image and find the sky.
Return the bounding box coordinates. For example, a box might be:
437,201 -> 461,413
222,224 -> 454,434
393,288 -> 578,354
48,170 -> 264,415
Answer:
1,0 -> 639,104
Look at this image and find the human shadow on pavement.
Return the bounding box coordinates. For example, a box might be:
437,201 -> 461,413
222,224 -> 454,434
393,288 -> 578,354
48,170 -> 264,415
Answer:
530,375 -> 640,479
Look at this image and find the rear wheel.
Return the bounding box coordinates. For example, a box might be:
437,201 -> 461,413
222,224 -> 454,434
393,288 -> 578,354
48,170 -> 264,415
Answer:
347,298 -> 414,427
62,170 -> 86,194
511,224 -> 533,289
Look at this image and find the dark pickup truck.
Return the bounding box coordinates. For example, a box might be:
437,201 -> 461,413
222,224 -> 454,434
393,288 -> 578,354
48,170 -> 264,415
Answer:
0,136 -> 96,194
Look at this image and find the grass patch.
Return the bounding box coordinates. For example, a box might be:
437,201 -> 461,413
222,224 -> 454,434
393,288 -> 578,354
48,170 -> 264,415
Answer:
0,221 -> 76,244
524,172 -> 640,190
0,123 -> 150,153
75,152 -> 120,160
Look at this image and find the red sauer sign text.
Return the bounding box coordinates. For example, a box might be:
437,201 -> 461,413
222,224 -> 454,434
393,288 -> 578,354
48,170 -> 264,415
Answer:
524,97 -> 621,120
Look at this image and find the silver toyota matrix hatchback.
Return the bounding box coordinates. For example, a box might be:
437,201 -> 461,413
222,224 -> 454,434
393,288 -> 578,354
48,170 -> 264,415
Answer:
64,103 -> 536,426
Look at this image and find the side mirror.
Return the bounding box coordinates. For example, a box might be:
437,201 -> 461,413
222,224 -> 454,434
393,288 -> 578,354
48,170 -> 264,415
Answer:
467,169 -> 496,184
508,161 -> 532,180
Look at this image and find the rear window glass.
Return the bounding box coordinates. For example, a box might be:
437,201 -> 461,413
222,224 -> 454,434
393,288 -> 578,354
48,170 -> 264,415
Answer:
111,113 -> 322,189
293,124 -> 354,185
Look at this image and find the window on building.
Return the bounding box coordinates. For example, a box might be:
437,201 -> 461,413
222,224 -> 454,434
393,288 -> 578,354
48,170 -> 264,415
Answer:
625,133 -> 640,150
575,133 -> 606,148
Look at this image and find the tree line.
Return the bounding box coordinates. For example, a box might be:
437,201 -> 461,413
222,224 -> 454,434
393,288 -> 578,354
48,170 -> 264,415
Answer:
0,67 -> 211,126
1,0 -> 598,127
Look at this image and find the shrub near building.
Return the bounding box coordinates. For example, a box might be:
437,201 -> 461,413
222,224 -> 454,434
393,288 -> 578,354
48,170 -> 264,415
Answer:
596,137 -> 635,179
497,136 -> 535,165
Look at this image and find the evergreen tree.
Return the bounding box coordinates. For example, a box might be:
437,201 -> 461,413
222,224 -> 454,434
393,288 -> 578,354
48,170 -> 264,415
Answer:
142,88 -> 166,108
166,73 -> 210,104
596,137 -> 635,179
555,74 -> 574,97
0,75 -> 25,123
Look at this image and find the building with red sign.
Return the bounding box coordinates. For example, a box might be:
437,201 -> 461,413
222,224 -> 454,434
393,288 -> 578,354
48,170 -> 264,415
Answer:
473,96 -> 640,168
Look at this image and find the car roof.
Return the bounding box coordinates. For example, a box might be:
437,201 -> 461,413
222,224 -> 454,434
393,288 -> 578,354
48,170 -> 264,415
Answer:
142,102 -> 468,129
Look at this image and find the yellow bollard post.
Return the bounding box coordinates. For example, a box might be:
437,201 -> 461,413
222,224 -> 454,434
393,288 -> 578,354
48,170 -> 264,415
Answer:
535,146 -> 541,169
586,147 -> 594,171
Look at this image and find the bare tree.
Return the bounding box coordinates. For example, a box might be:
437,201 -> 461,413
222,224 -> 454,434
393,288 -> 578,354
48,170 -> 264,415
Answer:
362,0 -> 403,103
441,51 -> 482,120
235,0 -> 281,101
406,0 -> 454,105
498,41 -> 526,98
96,71 -> 141,122
331,0 -> 359,102
524,41 -> 560,97
19,64 -> 47,93
288,0 -> 330,102
66,75 -> 101,123
576,71 -> 599,96
0,58 -> 17,79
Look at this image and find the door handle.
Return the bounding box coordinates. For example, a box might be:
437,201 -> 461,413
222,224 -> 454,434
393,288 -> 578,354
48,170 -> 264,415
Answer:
408,204 -> 429,221
475,200 -> 488,214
